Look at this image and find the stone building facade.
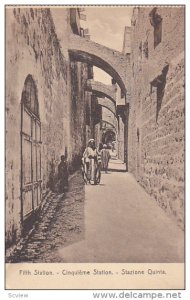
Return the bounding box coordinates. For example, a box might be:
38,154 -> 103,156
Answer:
127,7 -> 185,228
5,7 -> 93,247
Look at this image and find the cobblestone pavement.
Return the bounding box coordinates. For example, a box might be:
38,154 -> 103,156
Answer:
6,171 -> 85,263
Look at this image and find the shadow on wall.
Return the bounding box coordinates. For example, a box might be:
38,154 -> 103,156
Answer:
5,225 -> 17,249
156,65 -> 169,122
47,154 -> 82,193
47,158 -> 57,192
69,154 -> 82,174
151,65 -> 169,123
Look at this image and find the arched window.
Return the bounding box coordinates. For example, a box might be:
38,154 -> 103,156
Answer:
21,75 -> 41,223
21,75 -> 39,117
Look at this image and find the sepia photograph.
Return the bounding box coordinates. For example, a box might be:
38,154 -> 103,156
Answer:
5,4 -> 185,290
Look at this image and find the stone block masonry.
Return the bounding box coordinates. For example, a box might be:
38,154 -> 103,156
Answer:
141,54 -> 184,228
70,60 -> 89,170
5,7 -> 88,246
128,7 -> 184,228
117,116 -> 125,161
6,7 -> 67,246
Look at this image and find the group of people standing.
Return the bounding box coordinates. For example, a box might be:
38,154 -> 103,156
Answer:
82,139 -> 111,174
58,139 -> 111,192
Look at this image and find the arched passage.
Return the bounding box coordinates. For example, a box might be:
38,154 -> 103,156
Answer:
86,80 -> 116,105
101,120 -> 116,130
102,129 -> 116,145
69,34 -> 128,94
21,75 -> 42,224
99,104 -> 117,118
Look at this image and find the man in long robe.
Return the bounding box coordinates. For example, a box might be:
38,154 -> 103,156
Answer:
101,144 -> 111,173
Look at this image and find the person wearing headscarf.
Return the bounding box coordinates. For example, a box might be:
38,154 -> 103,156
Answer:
82,139 -> 98,180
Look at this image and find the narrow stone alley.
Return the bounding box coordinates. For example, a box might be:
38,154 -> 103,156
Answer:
58,159 -> 184,263
7,158 -> 184,264
5,8 -> 184,289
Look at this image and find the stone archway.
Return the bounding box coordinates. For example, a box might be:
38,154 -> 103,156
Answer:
86,80 -> 116,105
68,34 -> 129,94
99,104 -> 117,118
102,129 -> 116,145
97,97 -> 116,117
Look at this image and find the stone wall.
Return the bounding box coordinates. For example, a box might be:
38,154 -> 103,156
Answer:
128,6 -> 185,228
94,123 -> 102,147
5,7 -> 88,246
70,60 -> 89,170
117,117 -> 125,161
85,91 -> 93,144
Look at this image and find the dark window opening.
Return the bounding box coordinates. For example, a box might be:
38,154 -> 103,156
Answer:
137,128 -> 140,143
154,21 -> 162,48
70,8 -> 87,37
151,65 -> 169,122
139,41 -> 142,58
143,40 -> 149,59
149,8 -> 162,48
132,62 -> 135,77
30,8 -> 34,20
70,8 -> 80,35
112,78 -> 117,85
80,28 -> 84,37
87,65 -> 94,79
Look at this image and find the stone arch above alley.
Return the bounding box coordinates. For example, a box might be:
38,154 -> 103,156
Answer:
101,120 -> 116,131
102,128 -> 116,144
86,80 -> 116,104
101,121 -> 117,145
68,34 -> 129,93
97,99 -> 116,118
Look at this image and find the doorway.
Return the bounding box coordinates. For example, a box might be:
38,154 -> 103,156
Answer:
21,75 -> 42,223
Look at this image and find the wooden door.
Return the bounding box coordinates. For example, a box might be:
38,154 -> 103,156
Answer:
21,75 -> 41,222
